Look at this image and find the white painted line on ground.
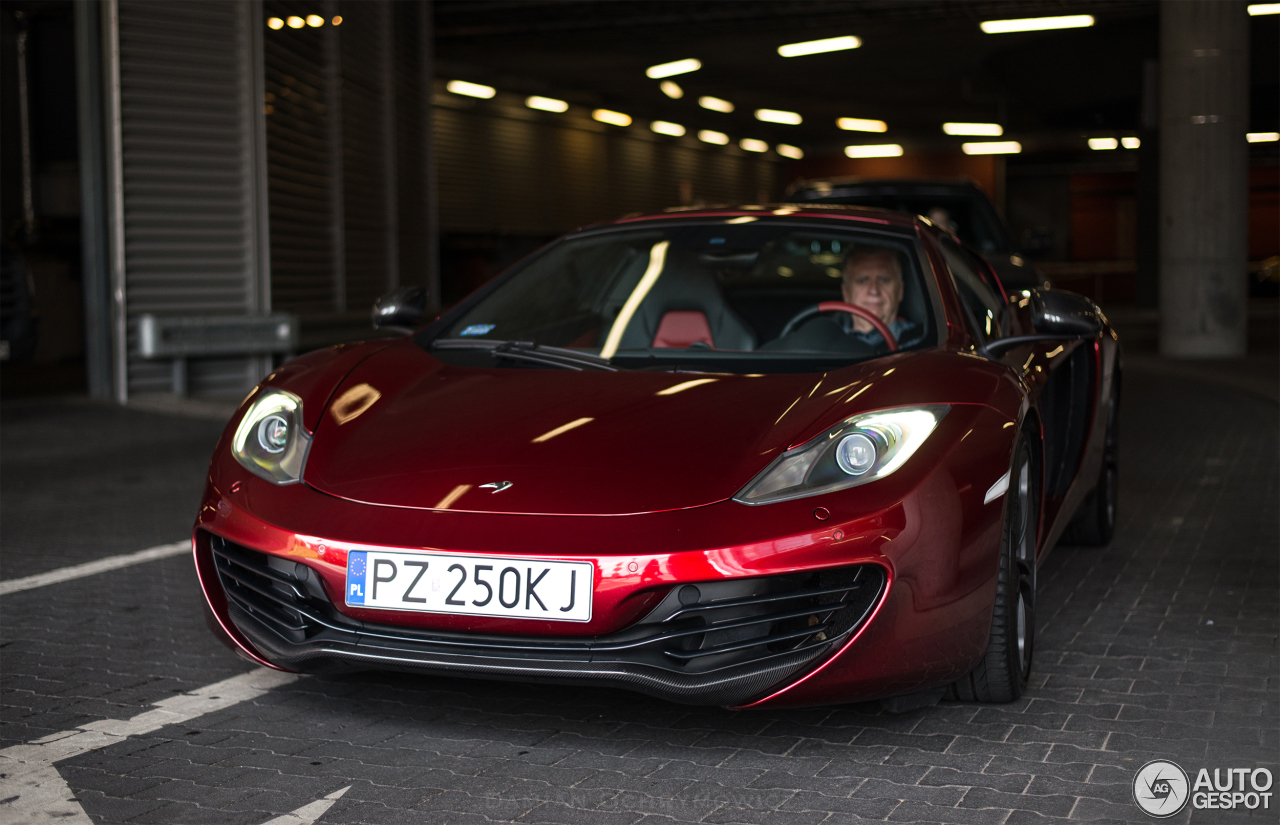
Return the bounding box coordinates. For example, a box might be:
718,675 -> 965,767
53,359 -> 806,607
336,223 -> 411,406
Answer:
0,541 -> 189,596
0,668 -> 298,824
258,786 -> 351,825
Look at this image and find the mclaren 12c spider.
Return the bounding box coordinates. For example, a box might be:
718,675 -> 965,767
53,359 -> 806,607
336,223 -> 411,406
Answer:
194,205 -> 1120,708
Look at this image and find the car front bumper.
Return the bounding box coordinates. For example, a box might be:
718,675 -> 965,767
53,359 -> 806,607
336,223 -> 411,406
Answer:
194,401 -> 1011,708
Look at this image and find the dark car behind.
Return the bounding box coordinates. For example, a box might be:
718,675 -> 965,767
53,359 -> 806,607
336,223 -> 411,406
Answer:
786,178 -> 1048,291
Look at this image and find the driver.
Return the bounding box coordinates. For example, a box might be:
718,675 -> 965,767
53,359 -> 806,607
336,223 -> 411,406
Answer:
839,248 -> 917,347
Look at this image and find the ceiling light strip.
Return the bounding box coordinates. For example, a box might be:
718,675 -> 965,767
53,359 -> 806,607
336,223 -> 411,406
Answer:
980,15 -> 1094,33
646,58 -> 701,79
778,35 -> 861,57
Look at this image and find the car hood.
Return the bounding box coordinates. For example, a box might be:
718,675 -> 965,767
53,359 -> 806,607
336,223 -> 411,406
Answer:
301,341 -> 907,516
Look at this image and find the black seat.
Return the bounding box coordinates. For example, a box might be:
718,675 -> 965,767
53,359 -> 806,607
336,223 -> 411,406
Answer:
616,249 -> 757,351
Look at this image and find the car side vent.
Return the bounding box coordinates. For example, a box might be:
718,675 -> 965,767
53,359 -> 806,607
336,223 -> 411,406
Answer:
629,565 -> 885,673
211,535 -> 326,643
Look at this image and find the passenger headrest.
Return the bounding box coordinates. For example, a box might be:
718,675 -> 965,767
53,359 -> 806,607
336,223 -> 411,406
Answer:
617,249 -> 757,351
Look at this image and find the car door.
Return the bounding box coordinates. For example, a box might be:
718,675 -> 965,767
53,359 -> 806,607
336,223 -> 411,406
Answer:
937,236 -> 1095,547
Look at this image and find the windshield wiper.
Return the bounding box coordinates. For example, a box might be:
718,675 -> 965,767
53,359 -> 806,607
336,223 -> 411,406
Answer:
432,339 -> 619,371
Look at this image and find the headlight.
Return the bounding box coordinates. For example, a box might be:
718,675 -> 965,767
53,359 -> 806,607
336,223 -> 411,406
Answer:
232,389 -> 312,484
735,405 -> 948,505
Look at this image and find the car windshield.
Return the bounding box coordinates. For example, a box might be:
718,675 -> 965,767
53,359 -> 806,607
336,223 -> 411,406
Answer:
432,220 -> 937,374
790,188 -> 1010,254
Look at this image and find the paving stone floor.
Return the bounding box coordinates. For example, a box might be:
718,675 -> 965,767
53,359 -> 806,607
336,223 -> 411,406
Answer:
1,363 -> 1275,824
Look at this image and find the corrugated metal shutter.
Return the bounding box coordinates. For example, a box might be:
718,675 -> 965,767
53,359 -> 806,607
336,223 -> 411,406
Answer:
264,0 -> 404,334
116,0 -> 267,398
337,0 -> 396,312
432,91 -> 781,236
263,0 -> 337,315
435,101 -> 495,232
391,2 -> 430,290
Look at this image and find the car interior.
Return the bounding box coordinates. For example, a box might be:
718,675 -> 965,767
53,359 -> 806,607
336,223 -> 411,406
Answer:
439,225 -> 938,365
606,234 -> 932,354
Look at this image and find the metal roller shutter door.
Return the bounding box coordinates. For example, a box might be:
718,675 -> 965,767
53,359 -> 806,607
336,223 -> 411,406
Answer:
432,96 -> 780,236
116,0 -> 267,398
337,0 -> 396,313
263,0 -> 336,316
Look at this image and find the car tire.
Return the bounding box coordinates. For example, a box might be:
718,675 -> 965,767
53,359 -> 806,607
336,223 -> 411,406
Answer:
1062,377 -> 1119,547
950,434 -> 1038,703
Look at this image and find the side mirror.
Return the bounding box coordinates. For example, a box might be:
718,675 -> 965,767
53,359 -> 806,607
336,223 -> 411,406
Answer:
1029,289 -> 1101,337
372,286 -> 427,332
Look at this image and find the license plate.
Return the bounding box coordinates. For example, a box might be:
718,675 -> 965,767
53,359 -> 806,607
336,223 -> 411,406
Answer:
344,550 -> 593,622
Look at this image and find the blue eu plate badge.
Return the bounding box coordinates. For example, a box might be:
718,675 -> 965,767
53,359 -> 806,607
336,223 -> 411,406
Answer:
346,550 -> 367,605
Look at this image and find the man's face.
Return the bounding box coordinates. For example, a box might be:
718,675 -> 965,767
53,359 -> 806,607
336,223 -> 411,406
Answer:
842,256 -> 904,327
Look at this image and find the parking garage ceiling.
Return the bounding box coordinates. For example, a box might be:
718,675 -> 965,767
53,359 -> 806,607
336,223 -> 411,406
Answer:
435,0 -> 1278,156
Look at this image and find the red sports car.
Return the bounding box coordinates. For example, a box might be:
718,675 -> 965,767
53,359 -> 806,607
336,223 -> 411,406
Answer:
194,205 -> 1120,709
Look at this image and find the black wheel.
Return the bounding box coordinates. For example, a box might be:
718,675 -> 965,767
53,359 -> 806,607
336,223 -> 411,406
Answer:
951,435 -> 1038,703
1062,377 -> 1119,546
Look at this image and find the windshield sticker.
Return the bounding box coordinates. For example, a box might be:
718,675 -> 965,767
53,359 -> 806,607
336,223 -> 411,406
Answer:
459,324 -> 496,336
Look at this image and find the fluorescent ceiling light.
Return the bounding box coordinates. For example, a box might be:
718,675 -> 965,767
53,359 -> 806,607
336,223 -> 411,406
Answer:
962,141 -> 1022,155
660,81 -> 684,99
286,15 -> 304,28
267,17 -> 284,29
1248,3 -> 1280,14
447,80 -> 496,99
980,15 -> 1094,33
943,122 -> 1003,136
837,117 -> 888,133
845,144 -> 903,158
755,109 -> 802,125
777,35 -> 861,57
650,121 -> 686,137
306,14 -> 324,26
592,109 -> 632,127
1121,137 -> 1141,149
1247,132 -> 1280,142
525,96 -> 568,113
1088,137 -> 1118,150
699,96 -> 735,113
646,58 -> 701,79
698,130 -> 730,145
776,144 -> 804,160
739,139 -> 769,153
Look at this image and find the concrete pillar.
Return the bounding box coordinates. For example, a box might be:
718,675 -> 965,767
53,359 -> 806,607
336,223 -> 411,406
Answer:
1158,0 -> 1250,358
74,0 -> 112,398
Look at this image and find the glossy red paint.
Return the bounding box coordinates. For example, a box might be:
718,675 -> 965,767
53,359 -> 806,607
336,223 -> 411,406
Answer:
193,205 -> 1120,707
261,339 -> 398,432
196,393 -> 1018,701
606,207 -> 909,229
301,343 -> 1018,517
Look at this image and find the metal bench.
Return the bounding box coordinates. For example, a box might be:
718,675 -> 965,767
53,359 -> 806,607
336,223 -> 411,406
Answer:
137,314 -> 298,396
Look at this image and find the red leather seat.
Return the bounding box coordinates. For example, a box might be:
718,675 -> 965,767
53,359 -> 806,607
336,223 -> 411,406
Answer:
652,311 -> 714,348
615,249 -> 757,351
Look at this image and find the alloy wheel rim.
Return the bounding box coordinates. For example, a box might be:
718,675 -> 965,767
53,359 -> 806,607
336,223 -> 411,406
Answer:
1014,451 -> 1035,676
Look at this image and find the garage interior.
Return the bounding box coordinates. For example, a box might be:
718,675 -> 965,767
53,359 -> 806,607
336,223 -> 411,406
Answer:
1,0 -> 1276,401
0,3 -> 1277,824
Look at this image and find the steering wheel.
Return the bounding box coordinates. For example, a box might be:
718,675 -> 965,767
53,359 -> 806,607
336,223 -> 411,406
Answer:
778,301 -> 899,351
